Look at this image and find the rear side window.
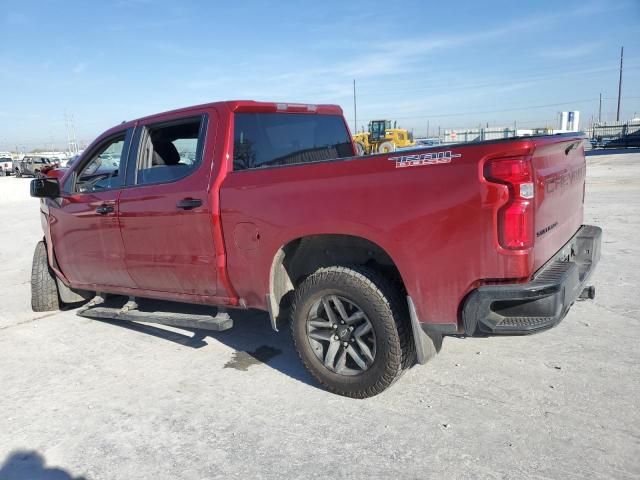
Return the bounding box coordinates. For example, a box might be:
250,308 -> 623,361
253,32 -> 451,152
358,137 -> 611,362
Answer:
233,113 -> 352,171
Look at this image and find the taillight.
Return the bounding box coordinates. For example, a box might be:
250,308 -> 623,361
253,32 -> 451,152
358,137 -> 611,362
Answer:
484,158 -> 535,249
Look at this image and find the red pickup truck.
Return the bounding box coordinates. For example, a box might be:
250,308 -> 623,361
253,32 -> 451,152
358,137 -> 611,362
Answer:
30,101 -> 601,398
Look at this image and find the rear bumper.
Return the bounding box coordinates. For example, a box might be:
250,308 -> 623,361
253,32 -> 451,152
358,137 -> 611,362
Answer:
462,224 -> 602,335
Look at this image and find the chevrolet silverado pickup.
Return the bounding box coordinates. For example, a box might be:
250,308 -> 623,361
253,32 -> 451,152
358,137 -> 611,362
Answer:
30,101 -> 601,398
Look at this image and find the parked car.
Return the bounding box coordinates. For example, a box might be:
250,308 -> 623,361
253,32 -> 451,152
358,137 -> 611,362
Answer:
415,138 -> 441,147
39,160 -> 63,177
42,155 -> 81,179
14,156 -> 55,177
0,157 -> 12,176
30,100 -> 601,398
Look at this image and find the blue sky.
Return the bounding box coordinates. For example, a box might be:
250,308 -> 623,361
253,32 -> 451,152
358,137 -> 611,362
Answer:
1,0 -> 639,150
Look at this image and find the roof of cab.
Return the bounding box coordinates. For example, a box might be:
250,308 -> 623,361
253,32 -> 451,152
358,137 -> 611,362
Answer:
107,100 -> 344,136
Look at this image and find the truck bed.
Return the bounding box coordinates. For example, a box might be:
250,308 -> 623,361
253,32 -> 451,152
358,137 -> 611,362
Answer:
220,133 -> 587,330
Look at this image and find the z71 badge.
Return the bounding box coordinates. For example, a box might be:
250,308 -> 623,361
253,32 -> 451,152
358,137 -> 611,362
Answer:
389,150 -> 461,168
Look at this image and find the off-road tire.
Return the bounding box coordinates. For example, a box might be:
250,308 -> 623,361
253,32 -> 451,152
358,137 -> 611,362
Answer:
31,241 -> 60,312
378,141 -> 396,153
290,265 -> 414,398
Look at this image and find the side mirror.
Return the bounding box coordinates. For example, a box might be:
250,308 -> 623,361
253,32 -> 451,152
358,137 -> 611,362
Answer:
30,178 -> 60,198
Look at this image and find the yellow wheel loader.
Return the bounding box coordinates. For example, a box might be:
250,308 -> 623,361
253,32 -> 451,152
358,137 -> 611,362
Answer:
353,120 -> 415,155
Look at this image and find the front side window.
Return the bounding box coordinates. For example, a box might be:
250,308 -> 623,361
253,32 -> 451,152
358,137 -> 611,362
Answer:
135,117 -> 204,185
75,135 -> 126,193
233,113 -> 352,171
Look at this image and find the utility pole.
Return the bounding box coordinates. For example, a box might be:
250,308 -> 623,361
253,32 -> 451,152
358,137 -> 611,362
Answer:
598,93 -> 602,123
426,120 -> 429,138
64,111 -> 71,156
353,79 -> 357,134
616,46 -> 623,122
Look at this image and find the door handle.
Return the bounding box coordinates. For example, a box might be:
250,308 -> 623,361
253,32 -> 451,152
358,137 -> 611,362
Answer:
95,204 -> 115,215
176,198 -> 203,210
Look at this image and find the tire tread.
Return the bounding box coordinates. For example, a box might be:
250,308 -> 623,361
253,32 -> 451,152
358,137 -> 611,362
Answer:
291,265 -> 414,398
31,241 -> 60,312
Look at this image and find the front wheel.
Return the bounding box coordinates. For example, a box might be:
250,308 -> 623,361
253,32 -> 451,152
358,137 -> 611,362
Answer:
31,241 -> 60,312
378,141 -> 396,153
291,266 -> 414,398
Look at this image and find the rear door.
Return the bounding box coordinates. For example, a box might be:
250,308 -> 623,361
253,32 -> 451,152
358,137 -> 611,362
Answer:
48,129 -> 136,288
118,112 -> 218,296
531,136 -> 586,270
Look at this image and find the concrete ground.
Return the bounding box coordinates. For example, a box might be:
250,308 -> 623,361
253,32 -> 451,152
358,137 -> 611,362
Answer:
0,152 -> 639,479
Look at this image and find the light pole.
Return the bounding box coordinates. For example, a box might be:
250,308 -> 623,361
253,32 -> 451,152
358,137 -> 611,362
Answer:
616,46 -> 624,122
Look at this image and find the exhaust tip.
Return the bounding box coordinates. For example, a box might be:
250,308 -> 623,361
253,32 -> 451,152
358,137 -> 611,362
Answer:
579,285 -> 596,300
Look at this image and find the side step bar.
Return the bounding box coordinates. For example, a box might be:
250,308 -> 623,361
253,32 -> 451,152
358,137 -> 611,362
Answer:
77,296 -> 233,332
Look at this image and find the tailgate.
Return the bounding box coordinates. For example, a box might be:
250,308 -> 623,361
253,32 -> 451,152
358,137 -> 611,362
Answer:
531,136 -> 586,270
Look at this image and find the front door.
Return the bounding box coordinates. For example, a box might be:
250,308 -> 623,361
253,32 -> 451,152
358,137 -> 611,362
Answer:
118,113 -> 218,297
48,129 -> 136,288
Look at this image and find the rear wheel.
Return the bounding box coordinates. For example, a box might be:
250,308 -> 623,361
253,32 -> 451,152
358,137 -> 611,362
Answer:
31,241 -> 60,312
291,266 -> 413,398
15,169 -> 22,178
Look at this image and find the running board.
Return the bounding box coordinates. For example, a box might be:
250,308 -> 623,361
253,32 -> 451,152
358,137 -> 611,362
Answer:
77,296 -> 233,331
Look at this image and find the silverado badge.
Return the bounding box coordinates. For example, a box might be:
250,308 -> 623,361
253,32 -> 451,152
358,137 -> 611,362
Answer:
389,150 -> 461,168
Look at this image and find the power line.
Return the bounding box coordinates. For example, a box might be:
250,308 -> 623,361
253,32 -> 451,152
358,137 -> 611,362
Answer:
346,94 -> 640,125
352,98 -> 597,121
353,58 -> 640,90
350,63 -> 640,98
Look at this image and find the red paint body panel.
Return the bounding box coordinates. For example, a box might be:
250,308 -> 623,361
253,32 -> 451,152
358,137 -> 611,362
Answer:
48,191 -> 136,288
41,100 -> 587,330
530,137 -> 586,270
118,107 -> 219,297
220,135 -> 584,326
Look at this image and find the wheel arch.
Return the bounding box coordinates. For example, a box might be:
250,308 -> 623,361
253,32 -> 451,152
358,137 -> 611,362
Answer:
267,234 -> 406,327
